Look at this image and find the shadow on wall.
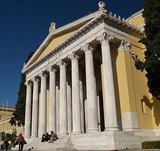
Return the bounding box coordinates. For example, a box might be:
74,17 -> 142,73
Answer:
143,95 -> 160,126
143,96 -> 153,110
152,96 -> 160,126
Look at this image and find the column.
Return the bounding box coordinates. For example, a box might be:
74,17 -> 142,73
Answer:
24,81 -> 32,138
56,77 -> 60,134
81,43 -> 98,133
68,52 -> 81,134
79,68 -> 84,133
31,77 -> 39,138
57,60 -> 68,135
97,32 -> 119,130
67,72 -> 72,134
39,72 -> 47,136
49,67 -> 56,132
117,40 -> 139,131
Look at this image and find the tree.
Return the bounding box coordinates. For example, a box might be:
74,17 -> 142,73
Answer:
10,51 -> 34,126
132,0 -> 160,100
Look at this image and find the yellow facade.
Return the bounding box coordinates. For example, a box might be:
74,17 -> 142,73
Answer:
119,10 -> 160,130
0,106 -> 22,135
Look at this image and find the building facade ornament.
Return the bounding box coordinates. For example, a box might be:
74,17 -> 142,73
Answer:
68,52 -> 79,62
98,1 -> 106,10
49,22 -> 56,33
81,43 -> 94,54
97,32 -> 114,45
118,40 -> 131,52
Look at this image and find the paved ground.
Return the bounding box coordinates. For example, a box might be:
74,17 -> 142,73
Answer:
10,149 -> 160,151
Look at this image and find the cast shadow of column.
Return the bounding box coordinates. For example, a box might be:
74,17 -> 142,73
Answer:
143,95 -> 160,126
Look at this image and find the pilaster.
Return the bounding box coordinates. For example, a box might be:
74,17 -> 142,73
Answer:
117,40 -> 139,131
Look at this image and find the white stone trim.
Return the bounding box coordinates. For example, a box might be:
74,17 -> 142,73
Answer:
122,112 -> 139,131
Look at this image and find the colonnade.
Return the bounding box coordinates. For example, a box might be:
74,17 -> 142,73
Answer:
24,33 -> 121,138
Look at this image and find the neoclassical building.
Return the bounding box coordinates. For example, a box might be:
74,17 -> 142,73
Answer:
0,106 -> 22,136
22,2 -> 160,150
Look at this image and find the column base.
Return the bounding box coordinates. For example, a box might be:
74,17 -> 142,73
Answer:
105,127 -> 120,131
31,135 -> 38,138
24,135 -> 31,138
86,128 -> 98,133
59,132 -> 68,136
72,130 -> 81,135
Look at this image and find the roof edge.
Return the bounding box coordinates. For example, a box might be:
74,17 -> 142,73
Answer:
125,9 -> 144,22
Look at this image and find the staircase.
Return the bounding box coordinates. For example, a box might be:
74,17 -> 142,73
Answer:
11,131 -> 160,151
11,136 -> 75,151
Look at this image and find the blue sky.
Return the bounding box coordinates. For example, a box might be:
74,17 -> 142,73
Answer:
0,0 -> 144,107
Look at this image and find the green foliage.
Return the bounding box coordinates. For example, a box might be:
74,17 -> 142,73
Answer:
142,141 -> 160,149
1,132 -> 6,141
1,131 -> 17,143
12,51 -> 34,126
133,0 -> 160,100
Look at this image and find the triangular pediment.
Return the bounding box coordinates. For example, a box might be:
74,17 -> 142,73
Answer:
24,10 -> 102,69
23,9 -> 144,73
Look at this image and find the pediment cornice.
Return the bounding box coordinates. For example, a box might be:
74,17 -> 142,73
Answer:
23,10 -> 144,74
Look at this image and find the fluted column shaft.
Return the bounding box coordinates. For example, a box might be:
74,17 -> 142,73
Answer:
69,53 -> 81,134
31,78 -> 39,138
49,68 -> 56,132
39,73 -> 47,136
58,61 -> 68,135
81,44 -> 98,133
79,68 -> 84,133
97,33 -> 119,130
25,81 -> 32,138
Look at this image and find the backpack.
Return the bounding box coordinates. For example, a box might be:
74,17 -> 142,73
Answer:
19,135 -> 24,142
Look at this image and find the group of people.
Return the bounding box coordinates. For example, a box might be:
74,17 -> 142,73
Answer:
41,131 -> 59,143
1,133 -> 26,151
1,140 -> 9,151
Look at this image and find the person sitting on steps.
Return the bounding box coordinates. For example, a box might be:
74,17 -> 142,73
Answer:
49,131 -> 59,143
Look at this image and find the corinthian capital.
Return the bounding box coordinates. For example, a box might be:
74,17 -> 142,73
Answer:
25,80 -> 32,86
81,43 -> 93,54
97,32 -> 114,44
118,40 -> 131,52
68,52 -> 79,62
56,60 -> 67,67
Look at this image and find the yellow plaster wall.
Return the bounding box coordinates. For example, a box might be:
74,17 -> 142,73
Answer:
129,43 -> 154,129
115,11 -> 160,130
127,12 -> 145,27
0,110 -> 13,120
115,36 -> 155,129
116,50 -> 137,113
0,117 -> 22,135
37,29 -> 77,61
126,12 -> 157,129
152,99 -> 160,129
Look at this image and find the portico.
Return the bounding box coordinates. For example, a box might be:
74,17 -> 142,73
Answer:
24,30 -> 125,137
